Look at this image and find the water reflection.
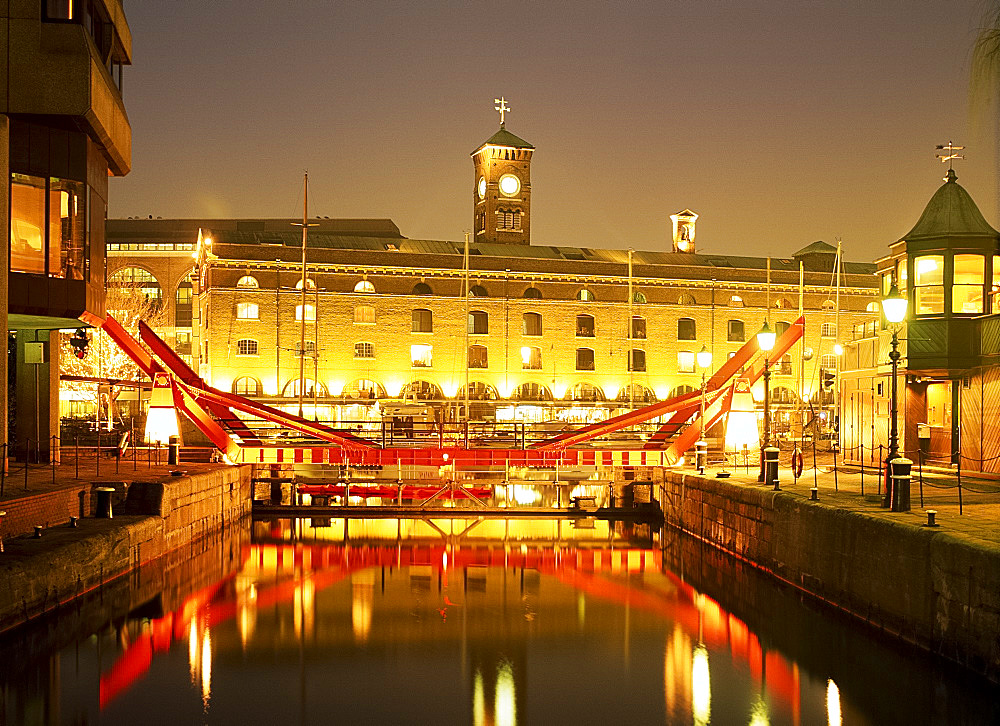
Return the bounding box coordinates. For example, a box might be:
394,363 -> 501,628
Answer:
1,520 -> 998,725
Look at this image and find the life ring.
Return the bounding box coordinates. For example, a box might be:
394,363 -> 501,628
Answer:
792,449 -> 804,478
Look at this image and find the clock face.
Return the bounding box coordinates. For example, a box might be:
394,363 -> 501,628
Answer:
477,177 -> 486,199
499,174 -> 520,197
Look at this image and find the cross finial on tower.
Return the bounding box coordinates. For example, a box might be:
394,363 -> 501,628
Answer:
494,96 -> 510,126
935,141 -> 965,171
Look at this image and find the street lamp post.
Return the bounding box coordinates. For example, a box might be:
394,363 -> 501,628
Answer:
756,321 -> 776,483
697,346 -> 712,473
882,283 -> 909,510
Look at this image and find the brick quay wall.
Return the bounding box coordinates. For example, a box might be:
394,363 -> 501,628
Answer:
651,469 -> 1000,682
0,465 -> 252,634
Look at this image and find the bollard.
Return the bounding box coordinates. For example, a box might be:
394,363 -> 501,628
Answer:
764,446 -> 780,490
695,440 -> 708,474
168,435 -> 180,466
69,516 -> 79,528
94,486 -> 116,519
0,510 -> 6,552
925,509 -> 939,527
810,487 -> 818,501
889,457 -> 912,512
34,525 -> 43,538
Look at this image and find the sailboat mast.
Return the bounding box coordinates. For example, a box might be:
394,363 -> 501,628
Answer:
628,248 -> 634,409
297,173 -> 308,419
464,231 -> 470,423
835,239 -> 842,443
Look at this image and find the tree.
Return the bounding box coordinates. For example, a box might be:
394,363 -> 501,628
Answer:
60,282 -> 167,426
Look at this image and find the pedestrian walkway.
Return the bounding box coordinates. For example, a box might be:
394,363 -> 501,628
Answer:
706,453 -> 1000,551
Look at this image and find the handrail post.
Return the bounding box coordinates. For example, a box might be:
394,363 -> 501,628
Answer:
918,448 -> 924,508
96,429 -> 101,477
51,435 -> 56,484
24,438 -> 30,490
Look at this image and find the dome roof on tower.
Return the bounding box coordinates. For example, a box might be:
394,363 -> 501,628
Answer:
901,169 -> 999,241
471,125 -> 534,155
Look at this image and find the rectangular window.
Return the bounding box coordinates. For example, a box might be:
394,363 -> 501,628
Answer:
953,254 -> 984,314
913,255 -> 944,315
175,332 -> 192,355
677,318 -> 696,340
295,340 -> 316,357
411,344 -> 433,368
677,350 -> 695,373
629,349 -> 646,372
631,317 -> 647,339
354,342 -> 374,359
354,304 -> 375,324
521,346 -> 542,370
44,0 -> 73,19
49,178 -> 86,280
727,320 -> 744,342
236,302 -> 259,319
468,345 -> 488,369
522,312 -> 542,336
575,348 -> 595,371
237,339 -> 258,356
10,173 -> 46,274
412,309 -> 433,333
295,304 -> 316,322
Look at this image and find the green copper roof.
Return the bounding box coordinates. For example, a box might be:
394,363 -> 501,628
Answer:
902,169 -> 999,241
471,124 -> 534,154
792,240 -> 837,256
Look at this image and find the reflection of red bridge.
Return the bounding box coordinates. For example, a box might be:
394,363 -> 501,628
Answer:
99,542 -> 800,716
85,311 -> 804,466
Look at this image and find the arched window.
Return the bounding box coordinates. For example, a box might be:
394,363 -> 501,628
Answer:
468,310 -> 488,335
576,314 -> 595,337
468,344 -> 488,369
295,340 -> 316,357
576,348 -> 595,371
232,376 -> 260,396
513,382 -> 552,402
774,297 -> 794,309
677,293 -> 696,305
412,308 -> 433,333
821,299 -> 836,311
412,282 -> 433,295
295,277 -> 316,290
623,315 -> 644,340
577,288 -> 595,301
629,349 -> 646,372
729,295 -> 744,307
632,291 -> 647,304
460,382 -> 499,401
282,378 -> 327,398
520,346 -> 542,369
820,354 -> 837,369
617,384 -> 656,404
343,379 -> 385,399
567,382 -> 605,402
821,322 -> 837,338
469,284 -> 488,297
727,319 -> 745,342
400,380 -> 441,400
775,320 -> 791,337
866,301 -> 880,313
236,302 -> 259,319
236,339 -> 258,356
109,267 -> 162,306
236,275 -> 259,289
354,342 -> 374,359
522,312 -> 542,336
354,304 -> 375,324
772,386 -> 798,404
354,280 -> 375,293
522,286 -> 542,299
175,281 -> 193,327
667,384 -> 696,399
677,317 -> 696,340
295,304 -> 315,321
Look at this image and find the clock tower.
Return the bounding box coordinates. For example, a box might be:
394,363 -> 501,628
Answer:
472,98 -> 534,246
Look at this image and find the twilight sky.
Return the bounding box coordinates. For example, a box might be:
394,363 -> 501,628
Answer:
111,0 -> 997,262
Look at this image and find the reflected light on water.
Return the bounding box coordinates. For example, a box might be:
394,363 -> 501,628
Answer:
352,573 -> 375,643
827,679 -> 842,726
473,668 -> 486,726
201,627 -> 212,709
692,644 -> 711,726
187,619 -> 198,683
749,694 -> 770,726
496,658 -> 516,726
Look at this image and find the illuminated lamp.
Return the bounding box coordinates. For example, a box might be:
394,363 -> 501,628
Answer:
144,372 -> 179,445
724,379 -> 759,452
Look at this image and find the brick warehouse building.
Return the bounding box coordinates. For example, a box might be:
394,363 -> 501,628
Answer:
103,122 -> 878,441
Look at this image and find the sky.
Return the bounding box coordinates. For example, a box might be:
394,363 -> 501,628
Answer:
110,0 -> 998,262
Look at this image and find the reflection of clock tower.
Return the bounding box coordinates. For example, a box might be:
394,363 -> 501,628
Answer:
472,98 -> 534,246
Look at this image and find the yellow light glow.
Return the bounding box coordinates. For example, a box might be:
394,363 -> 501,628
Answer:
188,620 -> 198,683
498,174 -> 520,196
495,658 -> 516,726
520,346 -> 532,365
352,580 -> 374,644
834,343 -> 844,356
328,380 -> 345,396
473,669 -> 486,726
655,386 -> 672,400
916,258 -> 937,274
60,191 -> 69,218
550,383 -> 568,399
200,628 -> 212,707
512,485 -> 541,505
385,380 -> 405,397
692,645 -> 711,726
499,381 -> 516,398
145,406 -> 179,445
443,381 -> 459,398
827,679 -> 842,726
749,695 -> 770,726
725,384 -> 760,451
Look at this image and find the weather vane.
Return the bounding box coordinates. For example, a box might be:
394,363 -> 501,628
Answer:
494,96 -> 510,126
935,141 -> 965,170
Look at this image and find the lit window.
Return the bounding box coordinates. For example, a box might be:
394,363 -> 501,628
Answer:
412,308 -> 433,333
354,279 -> 375,293
632,291 -> 647,304
175,281 -> 193,327
283,378 -> 327,397
727,319 -> 744,342
468,310 -> 489,334
677,318 -> 695,340
576,348 -> 595,371
354,342 -> 374,359
236,302 -> 259,319
108,267 -> 163,306
866,302 -> 880,313
295,340 -> 316,356
677,350 -> 695,373
521,346 -> 542,370
295,304 -> 316,321
576,314 -> 595,337
236,275 -> 259,289
232,377 -> 260,396
355,304 -> 375,323
577,289 -> 595,301
236,339 -> 258,356
629,349 -> 646,372
49,178 -> 86,279
897,259 -> 908,291
821,299 -> 836,311
821,323 -> 837,338
678,293 -> 696,305
913,255 -> 944,315
411,344 -> 433,368
631,316 -> 646,339
775,321 -> 791,337
953,254 -> 984,314
468,344 -> 488,369
295,277 -> 316,290
729,295 -> 744,307
522,312 -> 542,336
820,354 -> 837,369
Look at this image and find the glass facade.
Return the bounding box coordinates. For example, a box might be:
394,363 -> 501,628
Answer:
10,173 -> 46,274
11,174 -> 88,278
952,254 -> 984,314
913,254 -> 944,315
